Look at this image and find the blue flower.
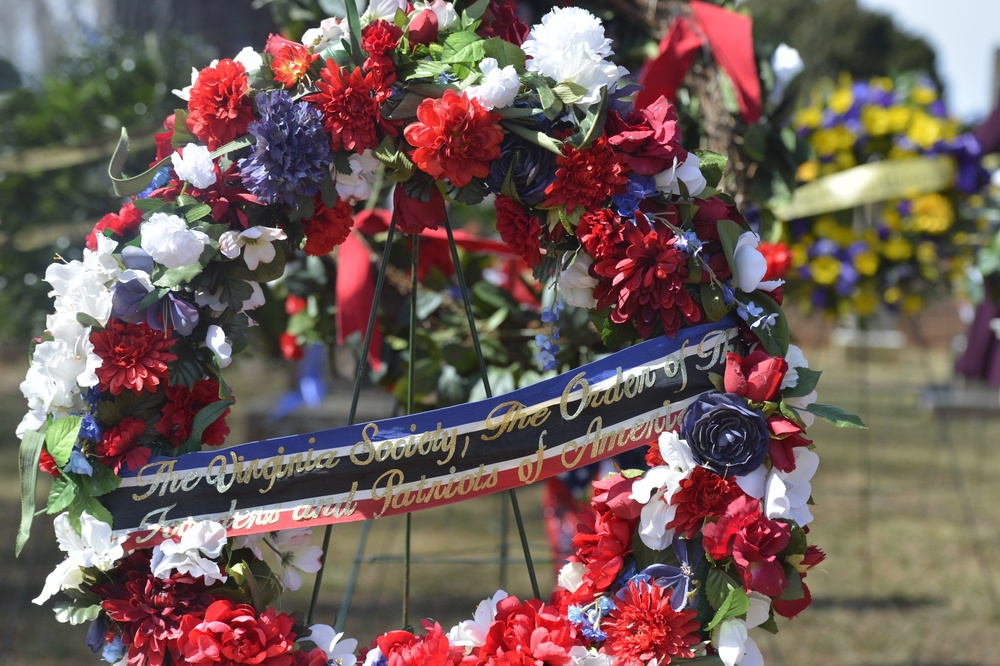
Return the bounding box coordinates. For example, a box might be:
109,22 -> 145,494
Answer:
79,414 -> 102,442
239,90 -> 333,207
613,173 -> 657,217
486,135 -> 557,206
101,637 -> 125,663
641,535 -> 704,610
67,448 -> 94,476
681,391 -> 770,477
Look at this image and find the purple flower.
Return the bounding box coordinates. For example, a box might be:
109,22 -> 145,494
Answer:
641,535 -> 703,610
79,413 -> 102,442
486,135 -> 557,206
239,90 -> 333,207
681,391 -> 770,477
613,173 -> 657,217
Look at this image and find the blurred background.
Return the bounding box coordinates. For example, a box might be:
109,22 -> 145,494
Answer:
2,1 -> 1000,664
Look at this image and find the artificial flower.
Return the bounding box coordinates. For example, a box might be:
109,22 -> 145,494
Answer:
177,598 -> 298,666
413,0 -> 457,29
302,17 -> 348,53
91,320 -> 177,396
33,512 -> 126,605
465,57 -> 520,110
486,136 -> 557,206
139,212 -> 211,270
559,255 -> 598,309
187,58 -> 255,150
150,520 -> 228,585
495,196 -> 542,265
448,589 -> 509,648
303,196 -> 355,255
654,153 -> 707,197
668,466 -> 746,538
220,225 -> 287,270
307,625 -> 358,666
334,149 -> 382,204
601,578 -> 701,665
205,324 -> 233,368
681,392 -> 771,477
271,41 -> 319,88
308,64 -> 389,153
543,137 -> 627,214
360,19 -> 403,70
87,202 -> 144,250
267,529 -> 324,591
171,143 -> 218,190
155,378 -> 232,448
480,596 -> 578,666
362,0 -> 408,24
724,349 -> 788,404
702,495 -> 790,597
95,416 -> 152,473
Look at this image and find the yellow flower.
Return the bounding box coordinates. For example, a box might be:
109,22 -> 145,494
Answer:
883,286 -> 901,304
854,250 -> 879,276
810,255 -> 841,285
881,207 -> 901,231
902,294 -> 924,313
887,106 -> 912,133
792,243 -> 809,268
862,107 -> 890,135
915,241 -> 938,264
834,152 -> 857,170
797,160 -> 820,182
881,236 -> 913,261
794,107 -> 823,130
907,113 -> 944,149
855,288 -> 880,316
829,88 -> 854,115
911,84 -> 937,106
911,193 -> 954,234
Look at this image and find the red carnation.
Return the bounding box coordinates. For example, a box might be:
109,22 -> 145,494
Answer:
542,137 -> 628,214
187,59 -> 255,150
303,196 -> 355,255
361,20 -> 403,70
601,579 -> 701,665
308,63 -> 391,153
724,349 -> 788,404
96,416 -> 152,473
575,208 -> 625,260
480,596 -> 578,666
177,598 -> 298,666
702,495 -> 791,597
404,89 -> 504,188
377,621 -> 464,666
97,552 -> 215,666
495,196 -> 542,265
155,378 -> 232,448
87,202 -> 144,250
271,42 -> 320,88
668,466 -> 745,538
591,212 -> 701,338
38,449 -> 61,478
91,321 -> 177,396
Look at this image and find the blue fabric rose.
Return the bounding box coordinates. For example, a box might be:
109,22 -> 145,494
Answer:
681,391 -> 770,477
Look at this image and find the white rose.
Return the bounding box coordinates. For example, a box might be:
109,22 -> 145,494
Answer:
140,213 -> 210,270
171,143 -> 217,190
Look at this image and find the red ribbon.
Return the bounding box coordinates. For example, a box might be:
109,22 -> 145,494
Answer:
637,0 -> 762,125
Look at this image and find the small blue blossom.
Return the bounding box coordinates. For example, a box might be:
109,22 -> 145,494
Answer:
79,414 -> 102,442
101,636 -> 125,663
534,303 -> 562,371
138,166 -> 172,199
239,90 -> 333,207
67,448 -> 93,476
673,230 -> 703,257
612,173 -> 657,217
721,285 -> 736,305
567,605 -> 586,625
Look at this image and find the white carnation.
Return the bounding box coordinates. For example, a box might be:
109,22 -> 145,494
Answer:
140,212 -> 211,270
171,143 -> 217,190
465,58 -> 520,110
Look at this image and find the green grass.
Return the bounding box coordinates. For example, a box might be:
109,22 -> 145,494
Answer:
2,346 -> 999,665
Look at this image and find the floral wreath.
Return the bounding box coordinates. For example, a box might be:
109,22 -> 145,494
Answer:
16,2 -> 861,665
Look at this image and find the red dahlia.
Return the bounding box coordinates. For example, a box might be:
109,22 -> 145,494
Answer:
601,579 -> 701,665
271,42 -> 320,88
542,137 -> 628,214
177,598 -> 298,666
303,195 -> 355,255
155,378 -> 232,448
495,196 -> 542,265
96,552 -> 215,666
96,416 -> 152,473
591,212 -> 701,338
91,321 -> 177,396
480,596 -> 578,666
404,89 -> 504,188
187,58 -> 255,150
308,63 -> 391,153
575,208 -> 625,260
668,466 -> 745,538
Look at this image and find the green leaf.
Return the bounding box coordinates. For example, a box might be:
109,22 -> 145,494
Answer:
706,566 -> 743,610
153,261 -> 204,288
779,565 -> 805,600
441,31 -> 485,64
136,287 -> 171,312
46,415 -> 83,467
463,0 -> 491,21
46,475 -> 77,514
743,291 -> 790,358
805,403 -> 866,428
535,84 -> 560,117
53,602 -> 102,626
553,81 -> 589,105
81,463 -> 122,497
180,399 -> 236,451
16,428 -> 45,556
343,0 -> 365,68
108,128 -> 173,198
704,583 -> 751,632
694,149 -> 728,191
76,312 -> 104,330
575,89 -> 608,149
716,218 -> 744,278
180,203 -> 214,223
501,121 -> 564,155
69,493 -> 113,530
482,38 -> 526,71
784,367 -> 821,398
133,198 -> 167,214
700,283 -> 731,322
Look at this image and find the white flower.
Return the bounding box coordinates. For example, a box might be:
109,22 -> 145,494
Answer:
267,530 -> 324,591
732,231 -> 783,293
150,520 -> 228,585
781,344 -> 809,390
243,281 -> 266,313
206,325 -> 233,368
20,337 -> 98,415
559,255 -> 598,309
45,259 -> 114,326
363,648 -> 385,666
556,561 -> 586,593
140,213 -> 210,270
195,280 -> 264,315
785,389 -> 817,428
447,590 -> 508,647
714,593 -> 769,666
736,448 -> 819,527
303,17 -> 349,53
232,532 -> 266,559
770,44 -> 803,102
413,0 -> 457,29
465,58 -> 520,111
631,432 -> 696,550
334,150 -> 382,204
171,143 -> 217,190
658,430 -> 698,472
234,47 -> 263,73
568,646 -> 614,666
172,66 -> 201,101
654,153 -> 707,198
34,513 -> 125,604
522,7 -> 627,110
363,0 -> 408,24
220,226 -> 286,271
82,234 -> 122,284
308,624 -> 358,666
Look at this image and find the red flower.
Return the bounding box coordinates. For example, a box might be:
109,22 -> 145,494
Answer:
775,545 -> 824,618
495,196 -> 542,265
404,89 -> 504,188
97,552 -> 215,666
575,208 -> 625,260
601,579 -> 700,665
271,42 -> 320,88
285,294 -> 307,316
702,495 -> 791,597
96,416 -> 152,473
361,20 -> 403,70
392,183 -> 447,235
591,472 -> 642,521
308,63 -> 389,153
187,59 -> 255,150
592,212 -> 701,338
279,332 -> 304,361
480,596 -> 578,666
476,1 -> 530,45
303,196 -> 355,255
569,505 -> 634,598
177,598 -> 298,666
377,621 -> 464,666
291,648 -> 330,666
38,449 -> 61,478
759,241 -> 792,280
668,466 -> 745,538
87,202 -> 144,250
408,9 -> 439,46
150,162 -> 261,229
542,137 -> 627,214
155,378 -> 232,448
91,321 -> 177,396
724,349 -> 788,404
154,114 -> 176,163
605,96 -> 688,175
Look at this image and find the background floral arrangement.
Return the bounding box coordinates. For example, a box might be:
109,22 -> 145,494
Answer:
16,1 -> 860,665
779,73 -> 990,318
